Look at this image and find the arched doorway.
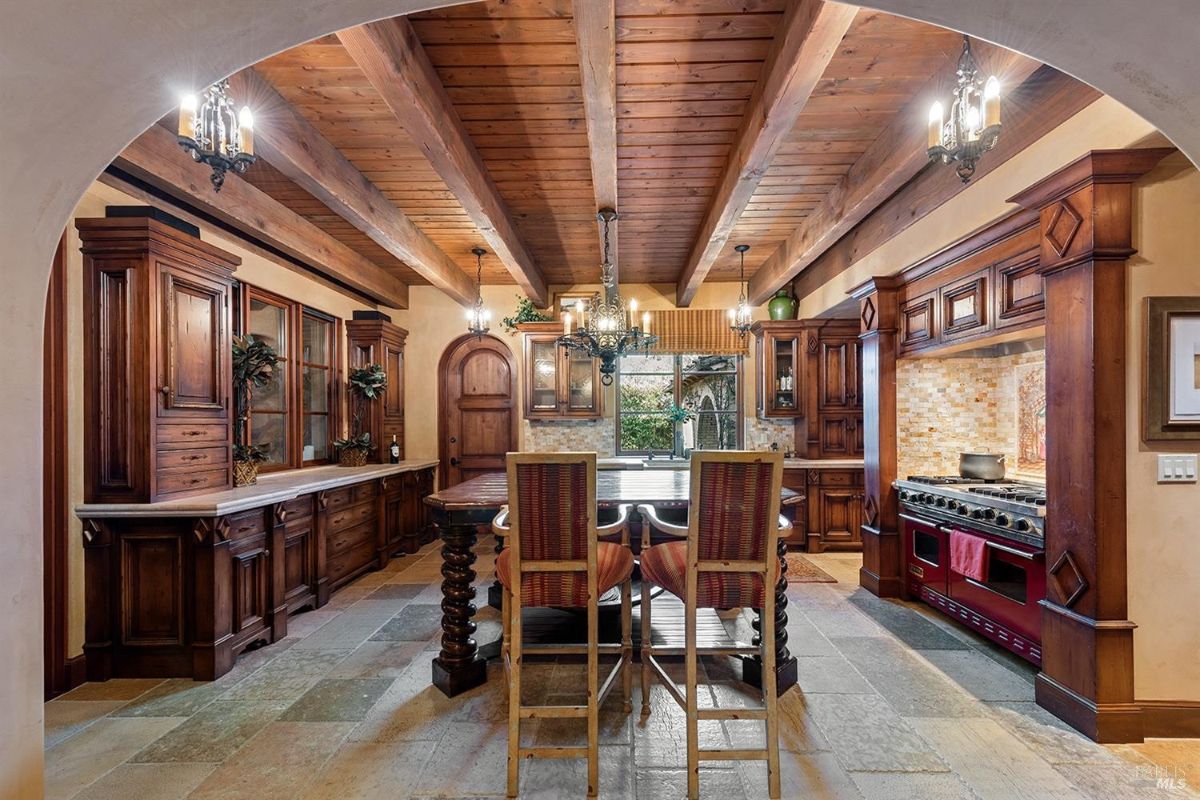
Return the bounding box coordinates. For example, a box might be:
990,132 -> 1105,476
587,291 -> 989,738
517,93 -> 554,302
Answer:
438,333 -> 518,489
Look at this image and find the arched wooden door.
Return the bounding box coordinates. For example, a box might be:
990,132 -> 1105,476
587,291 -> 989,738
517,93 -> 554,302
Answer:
438,333 -> 518,488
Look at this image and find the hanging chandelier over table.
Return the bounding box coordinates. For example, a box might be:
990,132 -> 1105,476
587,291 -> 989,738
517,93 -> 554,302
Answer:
177,79 -> 256,192
557,208 -> 657,385
728,244 -> 753,339
927,35 -> 1001,183
466,246 -> 492,337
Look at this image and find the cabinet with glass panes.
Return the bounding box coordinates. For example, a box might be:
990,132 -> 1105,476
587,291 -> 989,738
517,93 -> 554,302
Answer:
752,321 -> 806,418
518,322 -> 602,419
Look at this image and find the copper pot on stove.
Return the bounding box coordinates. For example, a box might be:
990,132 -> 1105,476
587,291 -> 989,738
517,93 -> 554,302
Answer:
959,452 -> 1006,481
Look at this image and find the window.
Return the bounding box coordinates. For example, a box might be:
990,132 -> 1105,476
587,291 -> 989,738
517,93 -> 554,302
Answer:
241,284 -> 340,471
616,354 -> 742,455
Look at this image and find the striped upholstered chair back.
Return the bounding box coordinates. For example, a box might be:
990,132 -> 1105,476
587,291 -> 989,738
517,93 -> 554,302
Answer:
505,452 -> 598,608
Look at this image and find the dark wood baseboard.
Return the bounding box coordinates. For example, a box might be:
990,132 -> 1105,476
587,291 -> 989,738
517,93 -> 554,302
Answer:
858,566 -> 902,598
66,655 -> 87,691
1140,700 -> 1200,738
1036,672 -> 1144,743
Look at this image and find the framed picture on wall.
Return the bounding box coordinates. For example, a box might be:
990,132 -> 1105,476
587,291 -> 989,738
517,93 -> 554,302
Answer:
1144,297 -> 1200,440
552,291 -> 595,317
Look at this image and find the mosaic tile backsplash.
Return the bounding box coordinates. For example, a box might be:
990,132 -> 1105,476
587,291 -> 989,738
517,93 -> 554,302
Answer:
897,349 -> 1046,480
522,415 -> 795,456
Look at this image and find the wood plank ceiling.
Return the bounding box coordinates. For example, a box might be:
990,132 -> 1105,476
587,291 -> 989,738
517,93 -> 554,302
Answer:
234,0 -> 1010,298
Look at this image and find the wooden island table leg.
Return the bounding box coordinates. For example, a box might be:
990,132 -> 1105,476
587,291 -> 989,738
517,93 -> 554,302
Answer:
431,509 -> 491,696
743,537 -> 798,693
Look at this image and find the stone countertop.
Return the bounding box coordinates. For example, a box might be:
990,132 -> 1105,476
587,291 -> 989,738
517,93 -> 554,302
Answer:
598,456 -> 865,471
783,458 -> 865,469
76,460 -> 440,519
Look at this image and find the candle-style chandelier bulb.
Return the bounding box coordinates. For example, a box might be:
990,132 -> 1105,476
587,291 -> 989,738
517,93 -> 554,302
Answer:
926,36 -> 1001,182
176,79 -> 256,191
729,244 -> 753,339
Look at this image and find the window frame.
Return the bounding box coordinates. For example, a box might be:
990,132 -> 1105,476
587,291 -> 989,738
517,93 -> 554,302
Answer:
615,353 -> 744,456
237,283 -> 342,472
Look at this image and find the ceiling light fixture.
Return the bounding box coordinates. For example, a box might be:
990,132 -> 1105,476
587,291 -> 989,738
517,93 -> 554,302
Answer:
927,35 -> 1001,183
177,79 -> 256,192
466,246 -> 492,337
558,208 -> 658,385
728,244 -> 753,339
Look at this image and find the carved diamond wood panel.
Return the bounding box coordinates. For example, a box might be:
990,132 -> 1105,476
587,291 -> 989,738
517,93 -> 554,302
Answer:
1045,201 -> 1083,257
860,296 -> 877,332
1049,549 -> 1089,607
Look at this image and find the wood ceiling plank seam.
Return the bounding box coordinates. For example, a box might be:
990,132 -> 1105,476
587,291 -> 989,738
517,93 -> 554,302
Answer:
746,44 -> 1044,304
338,18 -> 549,305
674,0 -> 857,306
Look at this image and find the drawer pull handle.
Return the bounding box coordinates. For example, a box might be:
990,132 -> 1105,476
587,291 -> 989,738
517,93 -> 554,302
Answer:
183,431 -> 202,437
183,455 -> 203,462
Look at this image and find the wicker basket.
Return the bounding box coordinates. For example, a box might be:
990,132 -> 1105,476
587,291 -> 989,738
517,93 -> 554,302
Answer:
339,447 -> 369,467
232,460 -> 259,487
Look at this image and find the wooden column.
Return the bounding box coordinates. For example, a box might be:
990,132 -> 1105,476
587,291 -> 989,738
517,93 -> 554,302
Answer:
1009,148 -> 1172,743
849,277 -> 903,597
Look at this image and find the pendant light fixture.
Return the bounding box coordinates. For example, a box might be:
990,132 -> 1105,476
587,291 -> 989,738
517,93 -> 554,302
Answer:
557,208 -> 658,385
177,79 -> 256,192
466,246 -> 491,337
728,244 -> 753,339
926,36 -> 1001,183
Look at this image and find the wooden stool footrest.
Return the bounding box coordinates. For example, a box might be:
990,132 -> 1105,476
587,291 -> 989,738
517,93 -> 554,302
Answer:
697,708 -> 768,721
699,748 -> 770,761
520,747 -> 589,760
519,705 -> 588,719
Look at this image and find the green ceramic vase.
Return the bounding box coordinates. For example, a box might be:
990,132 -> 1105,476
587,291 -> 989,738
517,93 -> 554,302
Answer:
767,289 -> 798,320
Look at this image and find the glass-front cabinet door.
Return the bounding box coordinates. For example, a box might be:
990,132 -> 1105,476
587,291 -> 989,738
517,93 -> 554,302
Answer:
753,321 -> 804,419
521,325 -> 601,419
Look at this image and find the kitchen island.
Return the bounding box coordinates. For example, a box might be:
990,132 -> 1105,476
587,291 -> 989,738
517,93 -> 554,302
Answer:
75,460 -> 437,681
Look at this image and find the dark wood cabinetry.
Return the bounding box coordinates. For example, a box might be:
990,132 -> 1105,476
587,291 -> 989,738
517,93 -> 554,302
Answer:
752,321 -> 804,417
78,217 -> 239,502
518,322 -> 602,419
781,466 -> 864,552
346,318 -> 408,461
79,464 -> 436,681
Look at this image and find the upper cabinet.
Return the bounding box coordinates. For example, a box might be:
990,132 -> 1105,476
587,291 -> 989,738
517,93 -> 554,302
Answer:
898,211 -> 1045,356
752,321 -> 805,418
518,322 -> 601,419
78,215 -> 239,502
346,317 -> 408,462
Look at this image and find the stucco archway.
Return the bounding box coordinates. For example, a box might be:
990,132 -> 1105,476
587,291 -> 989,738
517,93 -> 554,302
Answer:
4,1 -> 1200,793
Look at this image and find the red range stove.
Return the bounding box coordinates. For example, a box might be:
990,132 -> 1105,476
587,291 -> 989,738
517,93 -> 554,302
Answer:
895,476 -> 1046,666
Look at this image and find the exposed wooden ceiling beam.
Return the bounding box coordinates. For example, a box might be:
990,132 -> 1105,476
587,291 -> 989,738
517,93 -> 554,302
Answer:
748,44 -> 1044,305
791,67 -> 1102,303
228,69 -> 477,307
572,0 -> 619,286
113,123 -> 410,309
674,0 -> 857,307
337,19 -> 549,307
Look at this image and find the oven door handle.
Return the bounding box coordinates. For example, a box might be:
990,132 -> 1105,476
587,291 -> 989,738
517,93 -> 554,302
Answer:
899,513 -> 938,527
984,540 -> 1040,560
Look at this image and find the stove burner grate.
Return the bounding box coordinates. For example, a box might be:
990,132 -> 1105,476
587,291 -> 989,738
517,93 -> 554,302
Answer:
966,486 -> 1047,505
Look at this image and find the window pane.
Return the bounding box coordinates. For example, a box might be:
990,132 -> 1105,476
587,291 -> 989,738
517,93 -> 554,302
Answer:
619,373 -> 672,411
302,314 -> 331,366
303,365 -> 329,413
249,412 -> 287,466
303,415 -> 328,462
691,412 -> 739,450
619,354 -> 674,374
681,371 -> 737,412
619,413 -> 673,452
253,364 -> 287,411
682,354 -> 737,374
248,299 -> 287,352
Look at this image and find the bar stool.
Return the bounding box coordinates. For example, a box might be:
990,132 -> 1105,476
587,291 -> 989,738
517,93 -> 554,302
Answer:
637,450 -> 787,800
491,452 -> 634,799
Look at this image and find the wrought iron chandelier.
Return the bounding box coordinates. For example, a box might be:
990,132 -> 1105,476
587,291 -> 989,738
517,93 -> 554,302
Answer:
728,244 -> 753,339
177,79 -> 256,192
557,208 -> 657,385
466,246 -> 491,337
927,36 -> 1001,183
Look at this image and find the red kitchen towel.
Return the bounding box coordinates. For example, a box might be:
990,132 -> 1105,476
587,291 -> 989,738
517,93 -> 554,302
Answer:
950,529 -> 988,582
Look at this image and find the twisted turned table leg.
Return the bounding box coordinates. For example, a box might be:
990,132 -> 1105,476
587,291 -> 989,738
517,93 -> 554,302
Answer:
744,537 -> 798,693
431,513 -> 488,696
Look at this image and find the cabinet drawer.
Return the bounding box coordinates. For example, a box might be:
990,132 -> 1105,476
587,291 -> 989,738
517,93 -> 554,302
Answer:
155,466 -> 227,497
328,539 -> 376,584
225,508 -> 267,540
328,519 -> 376,557
816,469 -> 857,487
328,500 -> 377,533
156,446 -> 227,470
324,486 -> 354,511
157,423 -> 228,446
782,469 -> 807,492
280,495 -> 314,522
353,481 -> 379,504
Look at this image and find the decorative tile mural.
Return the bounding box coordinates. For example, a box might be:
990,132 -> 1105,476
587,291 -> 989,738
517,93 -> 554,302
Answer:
897,349 -> 1045,480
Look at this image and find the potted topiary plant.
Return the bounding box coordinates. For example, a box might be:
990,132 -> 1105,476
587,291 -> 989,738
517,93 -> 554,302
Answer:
334,363 -> 388,466
232,334 -> 280,486
667,403 -> 695,460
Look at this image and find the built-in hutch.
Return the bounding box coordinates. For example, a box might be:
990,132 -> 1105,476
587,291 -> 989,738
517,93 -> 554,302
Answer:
517,321 -> 602,419
75,212 -> 434,682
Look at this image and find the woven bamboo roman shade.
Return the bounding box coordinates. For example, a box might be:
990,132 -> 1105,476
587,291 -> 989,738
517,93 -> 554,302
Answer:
648,309 -> 748,355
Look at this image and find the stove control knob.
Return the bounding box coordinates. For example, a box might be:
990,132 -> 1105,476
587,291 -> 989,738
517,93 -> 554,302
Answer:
971,508 -> 984,520
935,496 -> 947,508
946,500 -> 958,511
957,505 -> 970,515
899,490 -> 909,501
995,514 -> 1010,527
983,508 -> 996,520
1015,518 -> 1031,532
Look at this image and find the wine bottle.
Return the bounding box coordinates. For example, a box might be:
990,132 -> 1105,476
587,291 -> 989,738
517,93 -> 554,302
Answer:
389,434 -> 400,464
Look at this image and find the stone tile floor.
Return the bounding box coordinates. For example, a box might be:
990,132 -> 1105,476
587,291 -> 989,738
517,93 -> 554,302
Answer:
44,541 -> 1200,799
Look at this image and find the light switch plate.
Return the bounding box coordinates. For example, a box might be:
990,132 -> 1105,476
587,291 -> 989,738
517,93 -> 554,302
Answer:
1157,454 -> 1198,483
